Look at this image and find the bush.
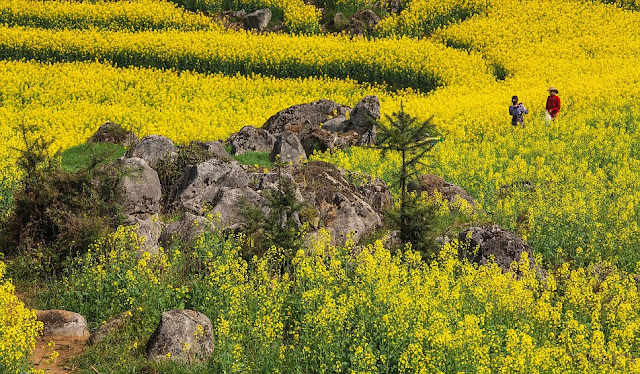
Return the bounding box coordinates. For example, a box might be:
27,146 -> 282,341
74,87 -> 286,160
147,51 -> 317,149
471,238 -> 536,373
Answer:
1,125 -> 124,277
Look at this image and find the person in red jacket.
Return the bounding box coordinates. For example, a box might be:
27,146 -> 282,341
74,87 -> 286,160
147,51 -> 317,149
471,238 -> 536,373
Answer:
545,87 -> 561,120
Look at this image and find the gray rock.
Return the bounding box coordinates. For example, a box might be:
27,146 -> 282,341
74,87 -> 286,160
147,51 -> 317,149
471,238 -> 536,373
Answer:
414,174 -> 477,210
120,157 -> 162,215
351,9 -> 381,28
244,8 -> 271,31
146,310 -> 214,363
126,135 -> 177,168
348,95 -> 381,135
355,174 -> 393,212
458,225 -> 532,272
230,126 -> 276,155
160,212 -> 213,245
89,121 -> 138,147
170,158 -> 250,213
321,116 -> 349,132
37,310 -> 90,339
88,310 -> 132,346
262,100 -> 350,136
251,169 -> 305,202
299,127 -> 338,157
293,161 -> 382,244
209,187 -> 266,230
271,131 -> 307,164
190,140 -> 233,162
125,213 -> 162,253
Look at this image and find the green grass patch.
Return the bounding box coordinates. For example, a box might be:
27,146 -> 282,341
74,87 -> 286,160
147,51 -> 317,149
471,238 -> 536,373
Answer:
61,142 -> 127,172
232,151 -> 273,169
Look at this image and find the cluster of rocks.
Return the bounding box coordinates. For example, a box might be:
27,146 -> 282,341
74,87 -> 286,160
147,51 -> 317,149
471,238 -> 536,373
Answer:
221,8 -> 276,32
332,9 -> 382,35
94,97 -> 388,251
229,95 -> 380,164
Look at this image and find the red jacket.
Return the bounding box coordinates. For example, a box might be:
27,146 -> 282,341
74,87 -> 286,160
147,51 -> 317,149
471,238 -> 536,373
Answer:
546,95 -> 561,118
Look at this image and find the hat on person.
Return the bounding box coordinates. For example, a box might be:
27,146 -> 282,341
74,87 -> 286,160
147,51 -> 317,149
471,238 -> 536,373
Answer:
547,87 -> 559,94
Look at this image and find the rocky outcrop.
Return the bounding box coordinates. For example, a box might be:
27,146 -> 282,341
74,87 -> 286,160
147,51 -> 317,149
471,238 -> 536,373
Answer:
261,99 -> 350,136
293,161 -> 382,244
146,310 -> 214,363
244,8 -> 271,31
37,310 -> 90,339
126,135 -> 177,168
89,121 -> 138,147
170,158 -> 250,213
271,131 -> 306,164
230,126 -> 276,155
88,310 -> 133,346
458,225 -> 531,272
120,157 -> 162,215
414,174 -> 477,209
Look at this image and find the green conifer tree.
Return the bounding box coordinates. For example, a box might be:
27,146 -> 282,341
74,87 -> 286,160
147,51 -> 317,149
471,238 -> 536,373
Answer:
375,104 -> 442,256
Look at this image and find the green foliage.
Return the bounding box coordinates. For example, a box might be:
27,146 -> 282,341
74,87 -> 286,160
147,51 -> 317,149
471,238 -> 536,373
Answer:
61,142 -> 127,173
375,104 -> 442,256
1,125 -> 124,278
232,151 -> 273,169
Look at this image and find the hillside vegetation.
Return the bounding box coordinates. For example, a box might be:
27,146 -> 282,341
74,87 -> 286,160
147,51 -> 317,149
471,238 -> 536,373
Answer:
0,0 -> 639,372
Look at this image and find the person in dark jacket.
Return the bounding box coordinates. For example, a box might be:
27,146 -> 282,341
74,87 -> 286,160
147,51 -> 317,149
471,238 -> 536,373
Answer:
545,87 -> 561,121
509,95 -> 528,128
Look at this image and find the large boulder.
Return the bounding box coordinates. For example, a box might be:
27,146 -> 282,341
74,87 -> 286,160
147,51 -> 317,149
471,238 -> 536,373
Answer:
160,212 -> 213,246
244,8 -> 271,31
271,131 -> 307,164
415,174 -> 477,209
170,158 -> 250,213
292,161 -> 382,244
261,100 -> 350,136
458,225 -> 531,272
230,126 -> 276,155
37,310 -> 90,340
126,135 -> 177,169
120,157 -> 162,215
146,310 -> 214,363
89,121 -> 138,147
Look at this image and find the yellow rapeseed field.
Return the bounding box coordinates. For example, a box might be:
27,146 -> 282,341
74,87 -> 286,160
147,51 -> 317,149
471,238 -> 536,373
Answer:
0,0 -> 217,31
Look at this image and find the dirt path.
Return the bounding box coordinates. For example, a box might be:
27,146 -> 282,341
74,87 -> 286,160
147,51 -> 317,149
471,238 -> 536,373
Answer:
33,335 -> 88,374
12,290 -> 88,373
